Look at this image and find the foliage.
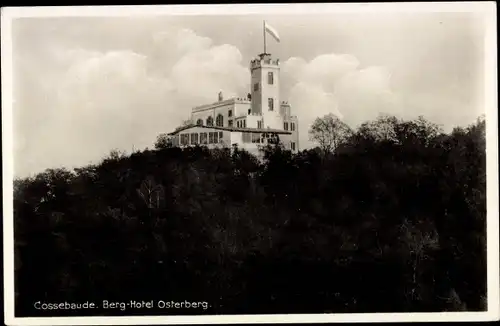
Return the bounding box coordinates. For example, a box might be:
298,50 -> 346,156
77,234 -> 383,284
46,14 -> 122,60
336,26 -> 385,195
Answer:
154,133 -> 172,150
13,115 -> 487,316
309,113 -> 353,153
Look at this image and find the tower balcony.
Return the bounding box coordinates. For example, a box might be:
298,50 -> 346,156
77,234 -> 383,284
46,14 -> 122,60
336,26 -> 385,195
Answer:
250,56 -> 280,71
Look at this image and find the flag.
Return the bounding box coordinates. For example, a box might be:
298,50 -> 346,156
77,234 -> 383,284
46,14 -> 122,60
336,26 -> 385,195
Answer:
264,21 -> 280,43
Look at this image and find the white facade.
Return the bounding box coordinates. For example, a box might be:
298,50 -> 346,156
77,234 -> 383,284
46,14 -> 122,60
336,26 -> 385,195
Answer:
191,97 -> 253,129
167,125 -> 289,158
168,52 -> 299,153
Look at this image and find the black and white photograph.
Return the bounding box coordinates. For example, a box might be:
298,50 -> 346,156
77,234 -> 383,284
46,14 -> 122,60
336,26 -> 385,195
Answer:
2,2 -> 499,325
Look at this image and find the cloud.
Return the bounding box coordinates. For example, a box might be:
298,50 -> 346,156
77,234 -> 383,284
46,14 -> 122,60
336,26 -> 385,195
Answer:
283,53 -> 399,149
334,66 -> 398,123
170,43 -> 250,102
287,82 -> 342,149
14,18 -> 477,176
13,27 -> 249,177
13,27 -> 400,175
15,50 -> 171,176
154,28 -> 213,58
301,54 -> 360,86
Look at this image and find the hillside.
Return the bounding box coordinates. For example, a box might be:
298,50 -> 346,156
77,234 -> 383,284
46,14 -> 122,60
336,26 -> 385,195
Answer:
13,115 -> 487,316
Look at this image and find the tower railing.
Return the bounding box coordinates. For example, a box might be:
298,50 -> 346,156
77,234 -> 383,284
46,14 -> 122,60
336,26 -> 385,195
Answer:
250,58 -> 280,70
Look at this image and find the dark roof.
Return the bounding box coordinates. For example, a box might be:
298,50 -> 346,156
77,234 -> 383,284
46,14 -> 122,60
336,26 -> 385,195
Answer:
168,124 -> 292,136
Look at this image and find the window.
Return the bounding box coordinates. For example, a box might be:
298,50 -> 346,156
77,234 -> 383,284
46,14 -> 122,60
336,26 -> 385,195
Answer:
208,131 -> 220,144
268,134 -> 280,145
258,120 -> 263,129
254,83 -> 259,91
190,133 -> 198,145
216,114 -> 224,127
206,116 -> 214,126
196,119 -> 203,126
291,122 -> 295,131
268,98 -> 274,111
291,142 -> 296,151
242,132 -> 252,143
228,109 -> 233,117
200,133 -> 207,144
180,134 -> 189,146
228,120 -> 233,127
243,120 -> 246,128
251,133 -> 261,143
284,122 -> 289,130
268,72 -> 274,85
219,132 -> 223,140
248,108 -> 251,114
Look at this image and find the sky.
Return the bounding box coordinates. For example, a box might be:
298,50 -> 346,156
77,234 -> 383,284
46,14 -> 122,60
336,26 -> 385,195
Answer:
9,8 -> 488,177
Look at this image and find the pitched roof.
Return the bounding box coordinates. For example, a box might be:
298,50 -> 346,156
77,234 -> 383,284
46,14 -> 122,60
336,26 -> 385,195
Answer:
191,97 -> 251,113
168,124 -> 292,136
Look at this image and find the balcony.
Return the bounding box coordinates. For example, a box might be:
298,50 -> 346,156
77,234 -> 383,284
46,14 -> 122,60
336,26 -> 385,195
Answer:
250,58 -> 280,71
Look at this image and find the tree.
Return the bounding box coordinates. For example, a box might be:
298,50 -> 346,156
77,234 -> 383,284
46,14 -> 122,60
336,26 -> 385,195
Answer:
398,218 -> 440,304
154,133 -> 172,150
309,113 -> 352,153
392,116 -> 443,146
137,176 -> 165,210
357,114 -> 442,145
357,114 -> 399,142
105,149 -> 127,162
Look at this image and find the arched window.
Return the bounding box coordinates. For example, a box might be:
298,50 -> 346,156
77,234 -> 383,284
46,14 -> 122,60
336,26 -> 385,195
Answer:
206,116 -> 214,126
196,119 -> 203,126
216,114 -> 224,127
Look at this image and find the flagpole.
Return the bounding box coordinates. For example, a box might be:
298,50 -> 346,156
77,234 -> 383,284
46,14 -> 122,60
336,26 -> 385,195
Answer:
263,20 -> 267,54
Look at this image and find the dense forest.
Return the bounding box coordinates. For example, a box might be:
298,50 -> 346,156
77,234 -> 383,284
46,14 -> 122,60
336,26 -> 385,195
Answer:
13,114 -> 487,316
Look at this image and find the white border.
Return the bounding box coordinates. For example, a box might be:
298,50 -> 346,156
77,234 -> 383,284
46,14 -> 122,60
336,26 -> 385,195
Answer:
2,2 -> 498,325
0,2 -> 497,16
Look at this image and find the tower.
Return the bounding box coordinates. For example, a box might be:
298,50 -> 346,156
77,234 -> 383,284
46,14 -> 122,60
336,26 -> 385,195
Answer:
250,53 -> 283,130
